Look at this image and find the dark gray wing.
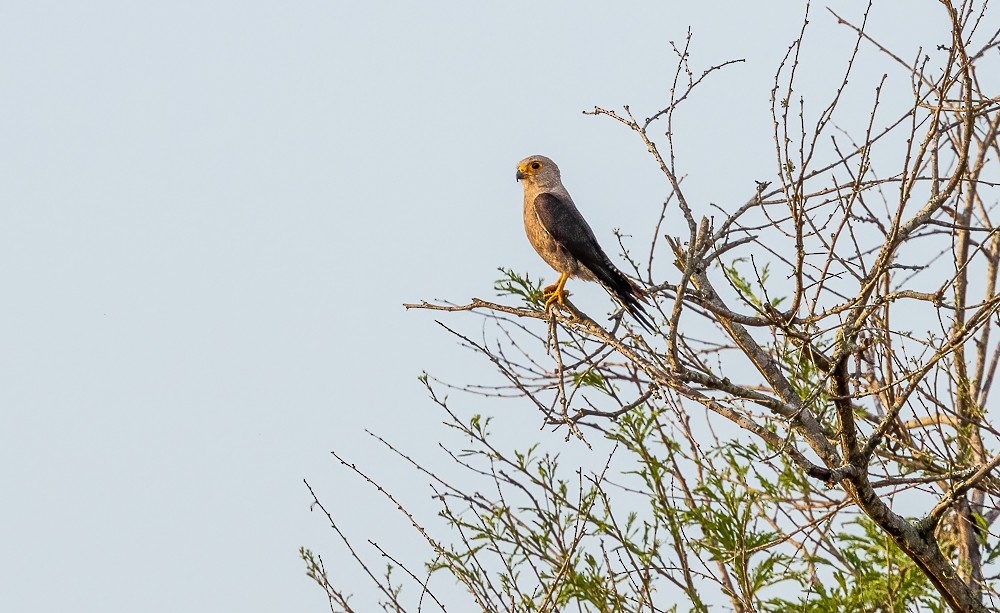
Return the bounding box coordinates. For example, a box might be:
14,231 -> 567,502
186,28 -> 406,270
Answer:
533,193 -> 605,271
534,193 -> 654,330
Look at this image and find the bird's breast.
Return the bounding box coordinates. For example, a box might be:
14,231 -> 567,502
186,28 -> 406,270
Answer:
523,197 -> 581,276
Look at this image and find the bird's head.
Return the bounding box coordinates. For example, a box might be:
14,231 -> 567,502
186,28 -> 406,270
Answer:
515,155 -> 561,187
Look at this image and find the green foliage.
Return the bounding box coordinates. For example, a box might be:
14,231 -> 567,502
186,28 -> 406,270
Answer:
723,259 -> 785,310
406,405 -> 943,611
300,547 -> 328,591
766,517 -> 942,612
495,267 -> 546,306
572,368 -> 612,395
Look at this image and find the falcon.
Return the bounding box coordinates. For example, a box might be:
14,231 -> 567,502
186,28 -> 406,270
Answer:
515,155 -> 654,331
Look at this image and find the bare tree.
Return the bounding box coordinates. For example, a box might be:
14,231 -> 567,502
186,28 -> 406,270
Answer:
306,2 -> 1000,611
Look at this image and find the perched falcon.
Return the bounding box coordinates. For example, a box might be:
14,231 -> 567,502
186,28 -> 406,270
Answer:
516,155 -> 654,331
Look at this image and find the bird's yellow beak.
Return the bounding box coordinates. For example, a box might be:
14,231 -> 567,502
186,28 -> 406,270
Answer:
515,168 -> 525,181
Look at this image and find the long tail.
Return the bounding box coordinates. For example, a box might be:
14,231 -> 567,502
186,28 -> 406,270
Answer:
591,259 -> 655,332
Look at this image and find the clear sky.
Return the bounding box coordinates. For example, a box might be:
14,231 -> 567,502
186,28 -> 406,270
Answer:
0,1 -> 945,611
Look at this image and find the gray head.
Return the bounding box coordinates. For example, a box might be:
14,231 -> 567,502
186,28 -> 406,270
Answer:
515,155 -> 562,190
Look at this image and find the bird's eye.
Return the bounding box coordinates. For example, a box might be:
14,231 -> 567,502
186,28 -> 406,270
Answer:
530,162 -> 542,170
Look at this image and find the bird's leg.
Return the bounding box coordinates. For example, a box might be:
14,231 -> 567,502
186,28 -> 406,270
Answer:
543,273 -> 570,310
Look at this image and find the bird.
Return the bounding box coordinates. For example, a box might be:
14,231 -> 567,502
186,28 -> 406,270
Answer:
515,154 -> 654,331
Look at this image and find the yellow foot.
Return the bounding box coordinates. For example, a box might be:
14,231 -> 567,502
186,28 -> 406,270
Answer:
542,287 -> 569,310
542,274 -> 571,311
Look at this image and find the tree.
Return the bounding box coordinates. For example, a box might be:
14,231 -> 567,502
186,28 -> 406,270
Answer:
304,2 -> 1000,611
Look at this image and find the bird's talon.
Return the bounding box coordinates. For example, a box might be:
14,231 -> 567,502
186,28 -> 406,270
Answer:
542,289 -> 569,310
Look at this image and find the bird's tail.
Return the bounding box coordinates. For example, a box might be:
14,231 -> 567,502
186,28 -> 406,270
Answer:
598,269 -> 655,333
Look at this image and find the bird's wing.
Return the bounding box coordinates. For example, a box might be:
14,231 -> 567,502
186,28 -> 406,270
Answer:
533,193 -> 654,331
532,192 -> 609,274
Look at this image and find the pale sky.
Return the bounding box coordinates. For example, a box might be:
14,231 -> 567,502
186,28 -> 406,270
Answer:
0,2 -> 945,611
